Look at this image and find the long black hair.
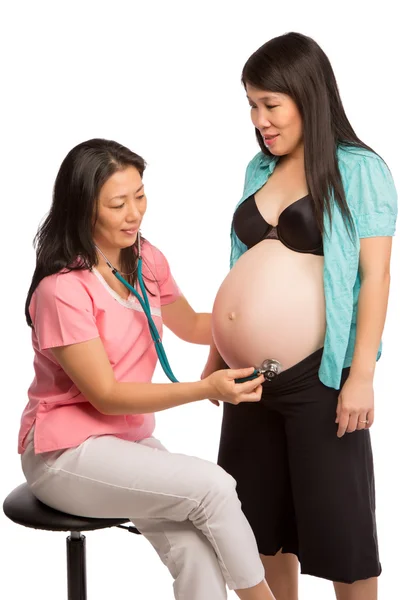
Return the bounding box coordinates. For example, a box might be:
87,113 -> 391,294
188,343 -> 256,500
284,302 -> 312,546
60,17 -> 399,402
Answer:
25,138 -> 147,326
242,32 -> 376,237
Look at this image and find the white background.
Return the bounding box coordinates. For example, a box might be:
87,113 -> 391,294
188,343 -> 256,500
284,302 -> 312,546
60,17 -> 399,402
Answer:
1,1 -> 399,598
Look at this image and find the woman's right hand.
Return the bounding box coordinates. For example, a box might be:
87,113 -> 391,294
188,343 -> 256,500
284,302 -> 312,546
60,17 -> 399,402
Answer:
204,368 -> 264,406
50,337 -> 264,415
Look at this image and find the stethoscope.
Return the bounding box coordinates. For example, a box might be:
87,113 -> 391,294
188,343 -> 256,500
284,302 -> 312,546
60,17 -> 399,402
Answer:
96,233 -> 179,383
95,233 -> 282,385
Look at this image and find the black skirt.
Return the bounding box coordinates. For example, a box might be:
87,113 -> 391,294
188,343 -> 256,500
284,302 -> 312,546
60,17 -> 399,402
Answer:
217,347 -> 381,584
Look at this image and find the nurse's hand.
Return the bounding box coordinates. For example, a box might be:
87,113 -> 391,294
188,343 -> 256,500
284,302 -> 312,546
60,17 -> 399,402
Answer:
335,375 -> 375,438
205,368 -> 264,406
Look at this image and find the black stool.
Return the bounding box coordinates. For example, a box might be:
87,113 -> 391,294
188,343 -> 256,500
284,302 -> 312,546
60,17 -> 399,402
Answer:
3,483 -> 141,599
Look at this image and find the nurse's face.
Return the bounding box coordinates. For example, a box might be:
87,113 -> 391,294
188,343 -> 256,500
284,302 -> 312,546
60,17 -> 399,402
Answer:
246,84 -> 303,158
94,166 -> 147,250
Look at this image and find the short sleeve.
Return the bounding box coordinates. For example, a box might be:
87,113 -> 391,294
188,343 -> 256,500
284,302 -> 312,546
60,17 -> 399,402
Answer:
346,155 -> 398,238
30,273 -> 99,350
149,246 -> 182,306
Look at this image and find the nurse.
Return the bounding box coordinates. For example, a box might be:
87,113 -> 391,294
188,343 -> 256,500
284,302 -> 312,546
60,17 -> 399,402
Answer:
18,138 -> 276,600
203,32 -> 397,600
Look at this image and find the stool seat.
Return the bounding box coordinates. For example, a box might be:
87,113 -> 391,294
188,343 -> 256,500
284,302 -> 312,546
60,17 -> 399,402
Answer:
3,483 -> 130,532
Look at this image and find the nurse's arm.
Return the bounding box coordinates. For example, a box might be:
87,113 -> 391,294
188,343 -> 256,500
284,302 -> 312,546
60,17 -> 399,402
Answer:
161,296 -> 212,344
50,338 -> 262,415
350,236 -> 392,381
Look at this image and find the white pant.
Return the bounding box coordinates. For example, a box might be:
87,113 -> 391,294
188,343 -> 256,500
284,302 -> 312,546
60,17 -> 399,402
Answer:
21,429 -> 264,599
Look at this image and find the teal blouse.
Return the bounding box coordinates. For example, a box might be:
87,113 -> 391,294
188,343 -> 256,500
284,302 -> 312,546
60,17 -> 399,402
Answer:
230,145 -> 398,389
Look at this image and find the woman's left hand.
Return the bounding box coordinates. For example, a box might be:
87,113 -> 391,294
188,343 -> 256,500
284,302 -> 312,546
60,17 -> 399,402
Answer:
335,375 -> 374,438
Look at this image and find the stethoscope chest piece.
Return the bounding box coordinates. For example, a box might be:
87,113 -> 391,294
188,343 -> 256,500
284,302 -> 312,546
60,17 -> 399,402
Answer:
260,358 -> 282,381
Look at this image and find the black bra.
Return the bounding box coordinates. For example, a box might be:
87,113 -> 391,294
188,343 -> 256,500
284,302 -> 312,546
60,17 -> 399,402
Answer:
233,194 -> 324,256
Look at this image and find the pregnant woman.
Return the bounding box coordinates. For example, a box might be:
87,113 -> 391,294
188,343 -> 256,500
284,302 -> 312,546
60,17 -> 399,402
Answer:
203,32 -> 397,600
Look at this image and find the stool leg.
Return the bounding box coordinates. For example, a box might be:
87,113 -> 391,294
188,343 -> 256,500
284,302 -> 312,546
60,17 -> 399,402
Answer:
67,532 -> 87,600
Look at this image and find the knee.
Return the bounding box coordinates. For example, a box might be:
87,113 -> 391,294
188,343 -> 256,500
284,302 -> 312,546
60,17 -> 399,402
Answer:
214,466 -> 237,496
199,462 -> 238,504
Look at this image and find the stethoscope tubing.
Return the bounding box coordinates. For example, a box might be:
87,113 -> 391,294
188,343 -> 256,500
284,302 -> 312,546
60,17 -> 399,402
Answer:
113,263 -> 179,383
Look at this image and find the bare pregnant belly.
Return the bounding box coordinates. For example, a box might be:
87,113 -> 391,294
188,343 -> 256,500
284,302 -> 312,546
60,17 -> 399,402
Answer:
212,241 -> 326,371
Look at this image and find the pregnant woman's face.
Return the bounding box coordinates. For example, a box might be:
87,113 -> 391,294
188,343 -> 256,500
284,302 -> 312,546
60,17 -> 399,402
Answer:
246,84 -> 303,158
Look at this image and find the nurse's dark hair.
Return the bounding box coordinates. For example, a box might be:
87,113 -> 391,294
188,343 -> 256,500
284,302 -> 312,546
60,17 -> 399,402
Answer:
25,138 -> 147,326
242,32 -> 377,238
